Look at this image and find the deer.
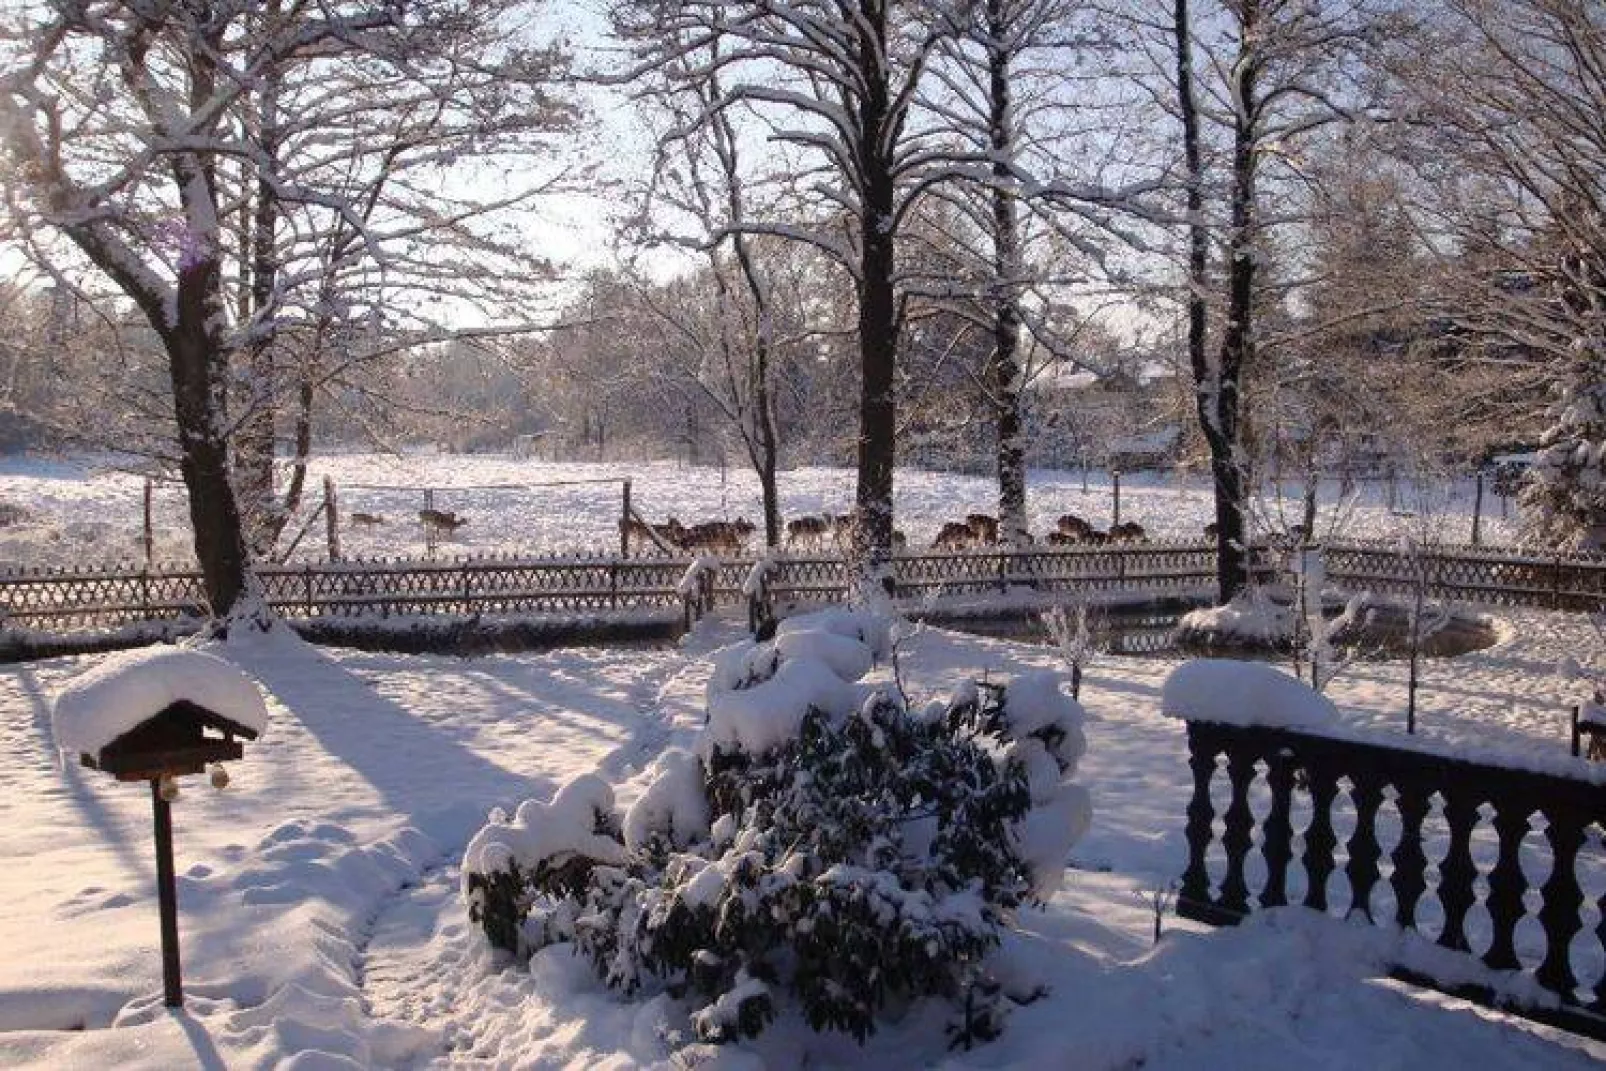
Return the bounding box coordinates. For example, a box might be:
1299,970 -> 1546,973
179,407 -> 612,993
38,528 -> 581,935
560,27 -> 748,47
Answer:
419,508 -> 468,535
1056,513 -> 1095,539
786,515 -> 831,550
350,512 -> 386,526
622,516 -> 688,554
965,513 -> 998,544
1109,521 -> 1148,543
683,518 -> 755,555
933,521 -> 976,550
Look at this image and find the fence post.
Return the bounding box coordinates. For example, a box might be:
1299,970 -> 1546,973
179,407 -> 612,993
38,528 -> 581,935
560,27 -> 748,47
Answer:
1572,704 -> 1581,759
324,476 -> 341,562
1112,469 -> 1122,529
1471,471 -> 1484,548
143,478 -> 154,569
621,479 -> 632,557
303,565 -> 313,617
462,562 -> 472,613
609,562 -> 619,609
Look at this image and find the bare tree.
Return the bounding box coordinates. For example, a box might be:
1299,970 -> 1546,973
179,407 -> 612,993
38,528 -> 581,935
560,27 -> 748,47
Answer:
613,0 -> 965,571
1397,0 -> 1606,549
1153,0 -> 1393,602
0,0 -> 578,613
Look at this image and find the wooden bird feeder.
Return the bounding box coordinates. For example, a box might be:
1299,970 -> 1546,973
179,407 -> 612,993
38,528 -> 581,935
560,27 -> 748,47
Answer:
79,699 -> 258,782
60,682 -> 265,1011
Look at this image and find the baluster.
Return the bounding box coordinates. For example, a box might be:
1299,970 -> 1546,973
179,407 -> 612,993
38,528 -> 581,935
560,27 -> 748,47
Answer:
1219,746 -> 1257,916
1344,774 -> 1384,922
1595,825 -> 1606,1010
1260,749 -> 1295,909
1536,812 -> 1584,1000
1179,728 -> 1220,915
1390,784 -> 1430,931
1437,791 -> 1480,953
1482,804 -> 1532,972
1301,761 -> 1339,913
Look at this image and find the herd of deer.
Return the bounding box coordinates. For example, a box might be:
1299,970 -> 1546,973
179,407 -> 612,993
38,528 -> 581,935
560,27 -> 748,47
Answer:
622,516 -> 757,555
622,509 -> 1159,556
349,505 -> 1198,553
348,509 -> 469,534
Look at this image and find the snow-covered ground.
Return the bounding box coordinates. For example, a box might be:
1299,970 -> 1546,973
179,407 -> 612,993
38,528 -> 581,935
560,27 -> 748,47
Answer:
0,451 -> 1520,569
0,452 -> 1589,1068
1,600 -> 1602,1068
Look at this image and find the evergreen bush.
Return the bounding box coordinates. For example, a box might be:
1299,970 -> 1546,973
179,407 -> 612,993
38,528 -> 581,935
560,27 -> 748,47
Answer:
463,611 -> 1090,1047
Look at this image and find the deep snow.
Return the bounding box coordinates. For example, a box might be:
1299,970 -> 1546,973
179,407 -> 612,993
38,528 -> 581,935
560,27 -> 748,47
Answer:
0,603 -> 1602,1068
0,454 -> 1596,1069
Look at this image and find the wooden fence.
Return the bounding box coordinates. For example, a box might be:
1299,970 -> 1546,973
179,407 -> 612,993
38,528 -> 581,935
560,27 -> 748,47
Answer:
1178,718 -> 1606,1039
0,557 -> 750,632
3,539 -> 1605,634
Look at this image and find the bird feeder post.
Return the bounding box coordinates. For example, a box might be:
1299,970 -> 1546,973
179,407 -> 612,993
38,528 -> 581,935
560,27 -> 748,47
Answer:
150,777 -> 182,1007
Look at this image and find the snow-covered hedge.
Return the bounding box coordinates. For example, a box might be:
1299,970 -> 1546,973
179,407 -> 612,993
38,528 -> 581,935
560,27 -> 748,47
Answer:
462,608 -> 1091,1047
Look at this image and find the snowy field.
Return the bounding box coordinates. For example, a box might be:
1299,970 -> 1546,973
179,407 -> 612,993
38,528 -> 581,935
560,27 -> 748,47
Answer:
1,601 -> 1603,1068
0,451 -> 1520,569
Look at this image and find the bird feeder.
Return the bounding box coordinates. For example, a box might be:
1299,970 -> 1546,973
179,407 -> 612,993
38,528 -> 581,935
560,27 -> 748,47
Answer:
52,648 -> 269,1009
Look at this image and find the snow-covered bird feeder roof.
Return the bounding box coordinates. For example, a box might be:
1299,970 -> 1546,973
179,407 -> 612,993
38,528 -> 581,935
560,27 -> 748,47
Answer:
52,648 -> 268,779
1161,659 -> 1338,730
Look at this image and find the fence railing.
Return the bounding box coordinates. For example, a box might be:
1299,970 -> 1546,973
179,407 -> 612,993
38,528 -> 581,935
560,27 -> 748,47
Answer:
3,539 -> 1605,634
1178,718 -> 1606,1039
0,557 -> 750,632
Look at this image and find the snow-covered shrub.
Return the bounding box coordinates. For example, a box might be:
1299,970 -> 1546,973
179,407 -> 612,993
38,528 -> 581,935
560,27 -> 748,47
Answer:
462,609 -> 1090,1048
1175,586 -> 1294,650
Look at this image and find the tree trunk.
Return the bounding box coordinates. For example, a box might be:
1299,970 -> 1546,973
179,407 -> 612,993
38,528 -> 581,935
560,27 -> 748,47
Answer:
235,4 -> 283,555
170,178 -> 251,617
852,6 -> 897,566
1176,0 -> 1255,603
987,0 -> 1029,547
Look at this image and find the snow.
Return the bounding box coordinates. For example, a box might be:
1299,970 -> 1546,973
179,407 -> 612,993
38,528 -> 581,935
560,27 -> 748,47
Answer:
621,748 -> 709,852
0,456 -> 1600,1069
702,653 -> 865,758
1160,659 -> 1339,729
1176,586 -> 1293,645
51,645 -> 270,759
462,774 -> 626,891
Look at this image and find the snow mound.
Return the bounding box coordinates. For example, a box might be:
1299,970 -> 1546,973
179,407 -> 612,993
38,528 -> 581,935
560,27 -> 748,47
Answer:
462,773 -> 625,889
622,749 -> 710,852
51,645 -> 270,759
1161,659 -> 1338,729
775,606 -> 891,661
773,626 -> 874,683
1177,588 -> 1293,645
1002,669 -> 1088,775
702,656 -> 865,758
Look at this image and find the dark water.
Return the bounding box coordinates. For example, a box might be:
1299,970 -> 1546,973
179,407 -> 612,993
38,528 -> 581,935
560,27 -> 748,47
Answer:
931,599 -> 1499,661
